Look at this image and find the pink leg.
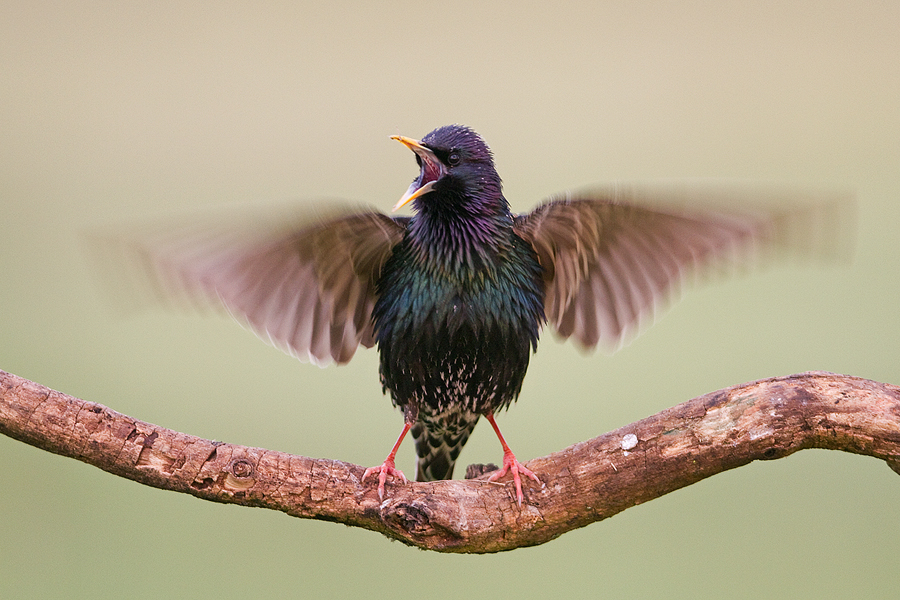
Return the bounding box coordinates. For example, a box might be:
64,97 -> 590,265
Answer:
485,414 -> 541,506
362,422 -> 411,500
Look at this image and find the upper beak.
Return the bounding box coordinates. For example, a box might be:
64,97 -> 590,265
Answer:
391,135 -> 444,212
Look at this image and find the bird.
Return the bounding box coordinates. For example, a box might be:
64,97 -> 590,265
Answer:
125,124 -> 846,506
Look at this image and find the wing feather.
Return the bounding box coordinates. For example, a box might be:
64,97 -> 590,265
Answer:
116,205 -> 407,366
514,183 -> 850,350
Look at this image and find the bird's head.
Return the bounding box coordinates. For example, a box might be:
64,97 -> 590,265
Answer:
391,125 -> 503,216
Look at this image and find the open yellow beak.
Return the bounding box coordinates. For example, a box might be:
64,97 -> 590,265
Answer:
391,135 -> 443,212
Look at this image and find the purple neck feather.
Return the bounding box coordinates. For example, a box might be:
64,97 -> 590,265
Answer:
409,170 -> 512,276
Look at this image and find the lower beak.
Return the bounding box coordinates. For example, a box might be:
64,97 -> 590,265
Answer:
393,180 -> 437,212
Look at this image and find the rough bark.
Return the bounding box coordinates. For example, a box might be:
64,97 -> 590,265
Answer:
1,369 -> 898,553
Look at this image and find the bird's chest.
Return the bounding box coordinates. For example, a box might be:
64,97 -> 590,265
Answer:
372,238 -> 543,413
373,239 -> 540,348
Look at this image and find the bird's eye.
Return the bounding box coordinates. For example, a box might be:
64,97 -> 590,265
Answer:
447,151 -> 461,166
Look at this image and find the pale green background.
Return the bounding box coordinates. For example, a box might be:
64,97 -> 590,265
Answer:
2,1 -> 898,598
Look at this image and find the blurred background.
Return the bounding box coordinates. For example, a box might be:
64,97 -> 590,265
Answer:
2,1 -> 898,598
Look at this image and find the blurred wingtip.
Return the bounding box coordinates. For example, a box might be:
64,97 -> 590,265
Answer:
577,179 -> 857,264
80,198 -> 374,319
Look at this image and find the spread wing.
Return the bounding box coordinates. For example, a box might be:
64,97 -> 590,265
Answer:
114,206 -> 408,366
513,184 -> 850,350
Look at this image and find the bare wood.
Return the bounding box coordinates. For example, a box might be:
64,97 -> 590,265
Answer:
1,369 -> 898,553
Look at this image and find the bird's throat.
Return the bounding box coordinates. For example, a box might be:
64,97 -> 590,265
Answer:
409,197 -> 512,276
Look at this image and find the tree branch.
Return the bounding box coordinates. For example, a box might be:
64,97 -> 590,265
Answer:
1,369 -> 898,553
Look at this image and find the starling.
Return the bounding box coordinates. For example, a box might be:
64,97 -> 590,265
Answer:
126,124 -> 847,506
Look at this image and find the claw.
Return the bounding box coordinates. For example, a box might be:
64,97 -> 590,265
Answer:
488,450 -> 541,506
362,460 -> 408,500
362,422 -> 412,500
485,413 -> 540,507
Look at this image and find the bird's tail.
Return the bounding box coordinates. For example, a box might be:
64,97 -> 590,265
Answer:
411,411 -> 481,481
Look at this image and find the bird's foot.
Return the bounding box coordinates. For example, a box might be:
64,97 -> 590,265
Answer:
488,449 -> 540,507
362,459 -> 408,500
